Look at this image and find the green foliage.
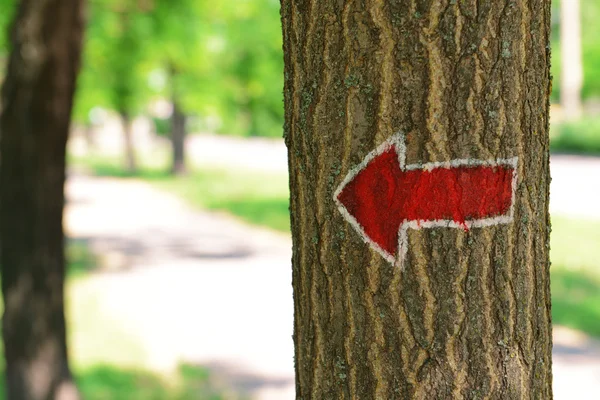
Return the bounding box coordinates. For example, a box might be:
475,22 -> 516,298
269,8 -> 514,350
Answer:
152,116 -> 171,136
146,0 -> 224,116
218,0 -> 284,137
74,0 -> 155,123
550,117 -> 600,154
0,0 -> 15,52
0,0 -> 285,137
0,0 -> 16,81
70,0 -> 286,138
2,0 -> 600,137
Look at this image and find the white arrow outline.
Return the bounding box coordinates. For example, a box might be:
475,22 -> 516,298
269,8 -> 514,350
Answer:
333,133 -> 518,269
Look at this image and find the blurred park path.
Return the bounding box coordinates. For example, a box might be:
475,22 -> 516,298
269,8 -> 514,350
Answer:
187,134 -> 600,220
548,154 -> 600,220
65,172 -> 296,400
65,133 -> 600,398
64,171 -> 600,399
553,326 -> 600,400
70,129 -> 600,220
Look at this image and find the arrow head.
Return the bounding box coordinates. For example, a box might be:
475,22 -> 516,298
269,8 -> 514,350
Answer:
335,144 -> 405,262
334,134 -> 517,267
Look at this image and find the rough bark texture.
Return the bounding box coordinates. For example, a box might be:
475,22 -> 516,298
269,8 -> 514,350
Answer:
171,99 -> 187,175
0,0 -> 84,399
282,1 -> 553,399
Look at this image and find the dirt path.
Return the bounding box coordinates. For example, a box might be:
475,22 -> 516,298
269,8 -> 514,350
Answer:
64,168 -> 600,399
67,133 -> 600,398
70,129 -> 600,219
65,173 -> 295,399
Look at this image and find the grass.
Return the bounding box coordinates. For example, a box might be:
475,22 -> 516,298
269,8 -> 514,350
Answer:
0,237 -> 230,398
154,168 -> 290,232
549,217 -> 600,336
69,153 -> 600,339
550,117 -> 600,155
64,244 -> 233,398
67,275 -> 150,369
0,251 -> 230,399
70,153 -> 291,232
74,363 -> 224,400
67,238 -> 100,277
0,363 -> 224,400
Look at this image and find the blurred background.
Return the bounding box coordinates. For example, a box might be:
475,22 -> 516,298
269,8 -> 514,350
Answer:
0,0 -> 599,399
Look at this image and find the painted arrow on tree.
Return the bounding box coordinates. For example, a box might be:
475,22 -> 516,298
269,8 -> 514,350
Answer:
334,134 -> 518,268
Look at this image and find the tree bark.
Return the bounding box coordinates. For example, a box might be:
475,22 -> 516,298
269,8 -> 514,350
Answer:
0,0 -> 84,399
282,1 -> 553,399
560,0 -> 583,121
171,99 -> 187,175
120,111 -> 137,173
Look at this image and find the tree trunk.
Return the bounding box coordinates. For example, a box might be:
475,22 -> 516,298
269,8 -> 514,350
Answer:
282,1 -> 553,399
560,0 -> 583,121
120,111 -> 137,173
0,0 -> 84,399
171,99 -> 187,175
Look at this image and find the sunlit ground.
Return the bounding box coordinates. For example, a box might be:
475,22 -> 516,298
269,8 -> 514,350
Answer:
70,144 -> 600,339
57,127 -> 600,398
0,245 -> 229,400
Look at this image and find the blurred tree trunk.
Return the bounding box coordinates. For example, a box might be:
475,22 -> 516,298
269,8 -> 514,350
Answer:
120,111 -> 137,173
561,0 -> 583,120
0,0 -> 84,398
171,99 -> 187,175
282,1 -> 553,398
167,65 -> 186,175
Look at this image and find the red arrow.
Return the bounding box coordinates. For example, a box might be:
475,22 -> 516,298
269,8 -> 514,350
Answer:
334,135 -> 517,267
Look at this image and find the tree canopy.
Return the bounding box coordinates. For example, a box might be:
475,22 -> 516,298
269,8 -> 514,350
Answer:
70,0 -> 284,137
0,0 -> 597,136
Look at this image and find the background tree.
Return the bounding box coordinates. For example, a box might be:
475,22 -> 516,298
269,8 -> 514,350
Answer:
550,0 -> 600,104
0,0 -> 84,398
147,0 -> 219,175
560,0 -> 583,120
282,1 -> 553,398
220,0 -> 284,138
77,0 -> 153,173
